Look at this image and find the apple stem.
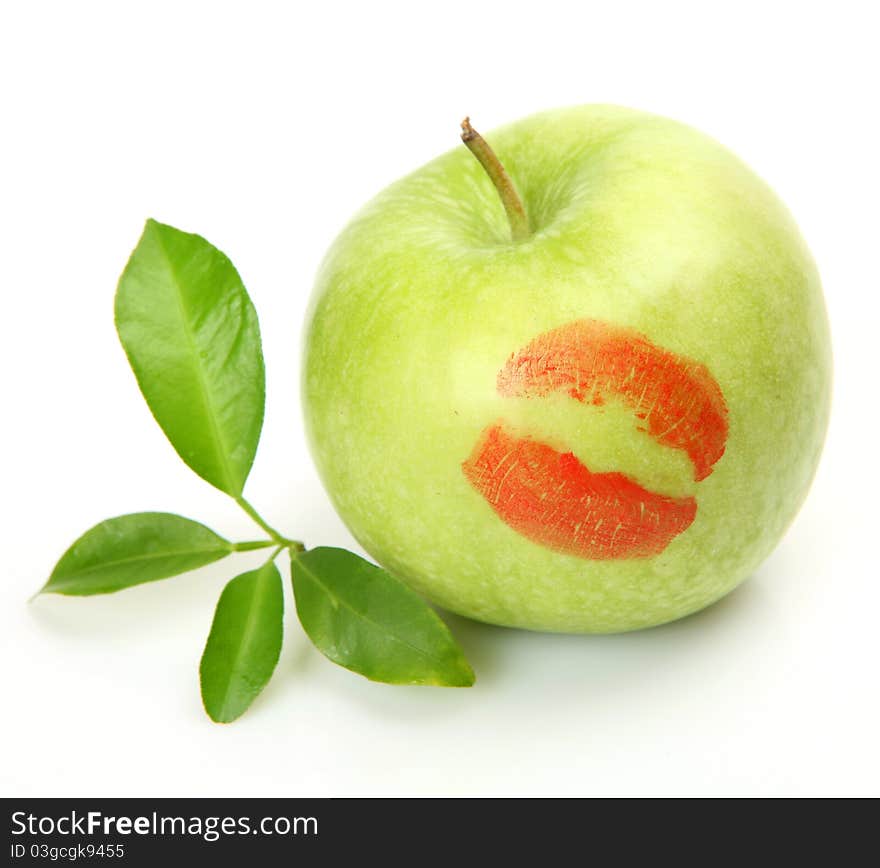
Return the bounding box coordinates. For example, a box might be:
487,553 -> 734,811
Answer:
460,117 -> 530,242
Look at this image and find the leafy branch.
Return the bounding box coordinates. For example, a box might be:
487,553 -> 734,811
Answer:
36,219 -> 474,722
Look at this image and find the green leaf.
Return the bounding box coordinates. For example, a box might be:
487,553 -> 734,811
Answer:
42,513 -> 233,596
115,219 -> 265,497
290,547 -> 475,687
200,561 -> 284,723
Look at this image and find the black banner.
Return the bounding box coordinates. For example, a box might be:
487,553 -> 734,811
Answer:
5,799 -> 562,863
5,797 -> 863,862
7,801 -> 325,863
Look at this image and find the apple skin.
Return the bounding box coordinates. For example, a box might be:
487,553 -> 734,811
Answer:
302,105 -> 831,633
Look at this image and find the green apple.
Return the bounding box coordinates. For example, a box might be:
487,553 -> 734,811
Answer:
302,105 -> 831,633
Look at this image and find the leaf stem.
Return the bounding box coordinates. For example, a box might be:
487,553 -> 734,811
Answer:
460,117 -> 530,242
234,496 -> 304,551
235,496 -> 285,542
231,539 -> 277,552
265,544 -> 285,564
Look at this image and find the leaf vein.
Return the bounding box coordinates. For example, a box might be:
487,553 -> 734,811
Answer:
153,227 -> 241,495
296,559 -> 451,669
217,565 -> 279,720
51,545 -> 228,584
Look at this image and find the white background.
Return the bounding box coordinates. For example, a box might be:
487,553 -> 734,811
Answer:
2,0 -> 878,797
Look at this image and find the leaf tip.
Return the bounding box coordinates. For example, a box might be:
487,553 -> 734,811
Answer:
140,217 -> 176,247
202,701 -> 242,725
448,663 -> 476,688
27,585 -> 47,603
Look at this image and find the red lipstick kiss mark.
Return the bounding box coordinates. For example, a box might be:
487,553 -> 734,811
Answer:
463,320 -> 728,560
497,320 -> 728,481
463,425 -> 698,559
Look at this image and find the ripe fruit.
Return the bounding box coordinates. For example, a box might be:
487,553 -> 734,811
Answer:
302,105 -> 831,633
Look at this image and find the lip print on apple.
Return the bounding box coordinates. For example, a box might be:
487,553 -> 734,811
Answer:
462,319 -> 729,560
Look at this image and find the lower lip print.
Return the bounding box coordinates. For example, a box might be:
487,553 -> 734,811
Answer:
463,424 -> 698,560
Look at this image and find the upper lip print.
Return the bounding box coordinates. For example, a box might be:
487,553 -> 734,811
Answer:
462,319 -> 729,560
